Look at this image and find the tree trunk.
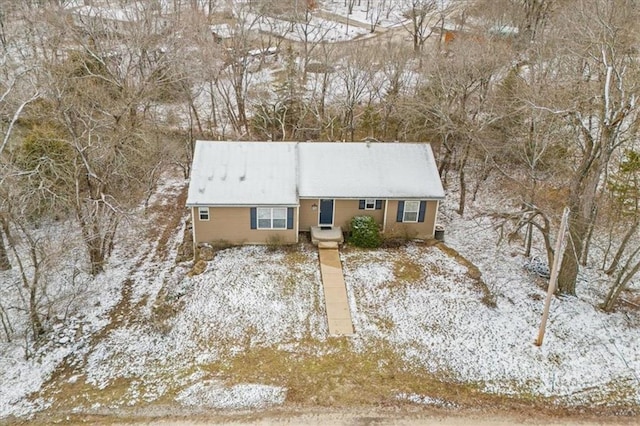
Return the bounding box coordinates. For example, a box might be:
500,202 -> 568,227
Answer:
0,221 -> 10,270
208,81 -> 218,134
0,301 -> 14,342
557,204 -> 585,295
601,213 -> 617,269
457,143 -> 471,216
232,63 -> 248,134
525,222 -> 533,257
77,207 -> 106,276
471,157 -> 492,202
605,219 -> 639,275
29,283 -> 44,340
580,205 -> 598,266
603,245 -> 640,312
458,166 -> 466,216
438,140 -> 452,188
557,126 -> 612,294
86,233 -> 105,276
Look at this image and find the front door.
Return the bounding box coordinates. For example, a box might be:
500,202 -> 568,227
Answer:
319,199 -> 334,226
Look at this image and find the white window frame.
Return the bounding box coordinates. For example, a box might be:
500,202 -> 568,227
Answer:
364,199 -> 376,210
403,201 -> 420,223
257,207 -> 287,230
198,207 -> 210,221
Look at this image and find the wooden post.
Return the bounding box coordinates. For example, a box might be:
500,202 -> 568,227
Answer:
535,207 -> 570,347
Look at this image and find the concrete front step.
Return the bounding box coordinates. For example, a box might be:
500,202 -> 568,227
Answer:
318,241 -> 339,249
311,226 -> 344,246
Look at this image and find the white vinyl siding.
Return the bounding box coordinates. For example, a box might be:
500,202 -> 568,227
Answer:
403,201 -> 420,223
198,207 -> 210,221
257,207 -> 287,229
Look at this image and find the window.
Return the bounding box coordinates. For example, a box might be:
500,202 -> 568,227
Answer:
403,201 -> 420,222
198,207 -> 210,221
272,208 -> 287,229
360,199 -> 381,210
257,207 -> 287,229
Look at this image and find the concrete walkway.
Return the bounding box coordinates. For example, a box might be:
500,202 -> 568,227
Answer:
318,247 -> 354,336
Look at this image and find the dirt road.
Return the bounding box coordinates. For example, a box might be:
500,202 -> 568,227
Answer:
100,407 -> 638,426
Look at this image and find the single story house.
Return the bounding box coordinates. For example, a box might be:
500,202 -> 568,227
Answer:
186,141 -> 445,246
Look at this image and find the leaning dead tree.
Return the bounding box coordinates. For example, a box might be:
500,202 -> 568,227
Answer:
491,203 -> 555,270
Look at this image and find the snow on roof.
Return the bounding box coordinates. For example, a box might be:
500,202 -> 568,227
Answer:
298,142 -> 444,199
186,141 -> 444,206
186,141 -> 298,206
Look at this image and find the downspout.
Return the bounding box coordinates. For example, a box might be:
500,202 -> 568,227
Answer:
432,200 -> 440,237
382,199 -> 389,233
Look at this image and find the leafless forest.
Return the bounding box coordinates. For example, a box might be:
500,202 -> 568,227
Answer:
1,0 -> 640,371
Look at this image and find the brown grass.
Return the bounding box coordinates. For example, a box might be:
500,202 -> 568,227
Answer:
434,243 -> 496,308
153,186 -> 189,261
284,249 -> 311,266
393,259 -> 424,283
26,227 -> 640,422
210,339 -> 487,407
35,176 -> 190,413
150,289 -> 181,334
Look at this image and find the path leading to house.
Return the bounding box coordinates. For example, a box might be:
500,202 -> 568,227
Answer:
318,245 -> 354,336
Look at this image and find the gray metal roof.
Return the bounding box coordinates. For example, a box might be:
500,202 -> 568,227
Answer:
186,141 -> 445,206
186,141 -> 298,206
297,142 -> 445,199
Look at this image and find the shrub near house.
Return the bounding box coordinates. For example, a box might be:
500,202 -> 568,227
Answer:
349,216 -> 381,248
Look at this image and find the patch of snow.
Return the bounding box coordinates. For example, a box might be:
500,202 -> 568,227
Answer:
396,392 -> 457,408
243,12 -> 370,43
176,381 -> 286,410
173,246 -> 326,348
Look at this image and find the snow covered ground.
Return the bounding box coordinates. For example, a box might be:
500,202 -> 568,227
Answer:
1,172 -> 639,420
247,12 -> 371,43
343,220 -> 640,405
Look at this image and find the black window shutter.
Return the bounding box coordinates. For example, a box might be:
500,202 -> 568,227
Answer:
287,207 -> 294,229
418,201 -> 426,222
396,201 -> 404,222
359,200 -> 365,209
250,207 -> 257,229
375,200 -> 382,210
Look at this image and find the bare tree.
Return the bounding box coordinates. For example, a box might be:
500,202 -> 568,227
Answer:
402,0 -> 437,53
378,38 -> 415,140
602,244 -> 640,312
306,41 -> 338,131
405,37 -> 510,214
365,0 -> 384,33
0,165 -> 91,352
292,3 -> 338,81
548,0 -> 640,295
212,2 -> 285,136
519,0 -> 553,43
336,48 -> 377,141
0,11 -> 41,270
600,148 -> 639,266
15,1 -> 185,274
